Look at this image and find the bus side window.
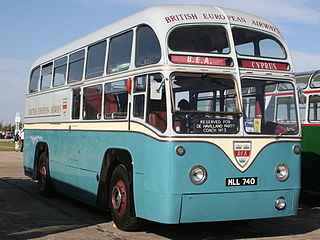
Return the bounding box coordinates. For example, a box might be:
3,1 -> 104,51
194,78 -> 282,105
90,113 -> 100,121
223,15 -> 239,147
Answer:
136,25 -> 161,67
107,31 -> 133,74
40,63 -> 53,90
86,41 -> 107,79
276,96 -> 296,123
147,74 -> 166,132
29,66 -> 40,93
311,73 -> 320,88
309,95 -> 320,121
83,85 -> 102,120
104,80 -> 128,119
295,74 -> 309,89
197,92 -> 213,111
299,95 -> 307,122
224,88 -> 237,112
68,49 -> 85,83
133,75 -> 146,119
53,57 -> 67,87
72,88 -> 81,119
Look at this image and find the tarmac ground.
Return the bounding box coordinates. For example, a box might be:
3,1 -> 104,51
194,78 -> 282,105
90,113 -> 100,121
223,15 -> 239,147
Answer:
0,151 -> 320,240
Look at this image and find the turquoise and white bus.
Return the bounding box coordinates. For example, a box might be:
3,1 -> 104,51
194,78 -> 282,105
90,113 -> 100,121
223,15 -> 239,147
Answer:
24,5 -> 301,230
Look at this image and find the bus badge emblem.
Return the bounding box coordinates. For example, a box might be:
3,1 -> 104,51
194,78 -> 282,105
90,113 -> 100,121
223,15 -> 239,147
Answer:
233,141 -> 251,168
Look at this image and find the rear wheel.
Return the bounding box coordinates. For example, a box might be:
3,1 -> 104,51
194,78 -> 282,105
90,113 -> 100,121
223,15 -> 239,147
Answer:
109,165 -> 141,231
37,152 -> 52,196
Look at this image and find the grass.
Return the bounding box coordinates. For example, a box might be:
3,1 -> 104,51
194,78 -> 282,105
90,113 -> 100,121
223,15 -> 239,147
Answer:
0,141 -> 15,151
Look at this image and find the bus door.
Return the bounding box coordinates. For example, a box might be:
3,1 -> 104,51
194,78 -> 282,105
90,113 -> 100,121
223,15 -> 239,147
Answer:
131,74 -> 167,132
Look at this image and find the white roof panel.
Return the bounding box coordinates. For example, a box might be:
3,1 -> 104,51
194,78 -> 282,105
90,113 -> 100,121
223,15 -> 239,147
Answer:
32,5 -> 283,68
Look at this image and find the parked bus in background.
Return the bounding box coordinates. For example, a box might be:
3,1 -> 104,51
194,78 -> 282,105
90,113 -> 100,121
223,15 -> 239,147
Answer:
296,70 -> 320,193
24,5 -> 301,231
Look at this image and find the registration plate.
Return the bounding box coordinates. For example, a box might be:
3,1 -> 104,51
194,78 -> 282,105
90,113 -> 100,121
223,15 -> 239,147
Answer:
226,177 -> 257,186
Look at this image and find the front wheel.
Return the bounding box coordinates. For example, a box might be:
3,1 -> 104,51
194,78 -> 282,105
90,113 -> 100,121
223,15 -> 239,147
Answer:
37,152 -> 52,196
109,165 -> 141,231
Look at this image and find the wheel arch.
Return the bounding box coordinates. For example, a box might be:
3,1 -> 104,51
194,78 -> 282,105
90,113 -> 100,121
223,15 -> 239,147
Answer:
32,141 -> 49,180
96,147 -> 134,209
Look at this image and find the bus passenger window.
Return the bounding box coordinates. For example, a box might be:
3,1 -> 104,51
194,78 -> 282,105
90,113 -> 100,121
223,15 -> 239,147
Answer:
276,97 -> 296,122
83,85 -> 102,120
68,50 -> 85,83
300,95 -> 306,122
133,95 -> 145,119
136,25 -> 161,67
86,41 -> 107,79
29,67 -> 40,93
147,74 -> 166,132
235,42 -> 254,56
134,75 -> 146,93
168,25 -> 230,54
260,39 -> 285,59
72,88 -> 81,119
295,73 -> 309,89
133,76 -> 146,119
53,57 -> 67,87
233,27 -> 286,59
311,73 -> 320,88
107,31 -> 133,74
197,92 -> 213,111
278,83 -> 293,91
309,95 -> 320,121
40,63 -> 53,90
224,89 -> 237,112
104,80 -> 128,119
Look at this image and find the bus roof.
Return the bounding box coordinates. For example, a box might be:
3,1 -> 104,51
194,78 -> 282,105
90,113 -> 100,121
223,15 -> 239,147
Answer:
32,4 -> 282,68
295,70 -> 318,76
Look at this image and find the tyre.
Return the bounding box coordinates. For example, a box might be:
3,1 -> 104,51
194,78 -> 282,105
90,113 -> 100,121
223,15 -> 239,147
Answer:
109,165 -> 141,231
37,152 -> 52,196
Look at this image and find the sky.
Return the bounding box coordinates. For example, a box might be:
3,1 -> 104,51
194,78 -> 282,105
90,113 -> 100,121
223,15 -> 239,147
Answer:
0,0 -> 320,124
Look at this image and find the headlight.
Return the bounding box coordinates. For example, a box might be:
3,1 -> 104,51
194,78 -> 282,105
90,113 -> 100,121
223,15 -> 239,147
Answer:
189,165 -> 207,185
275,197 -> 286,210
275,163 -> 290,182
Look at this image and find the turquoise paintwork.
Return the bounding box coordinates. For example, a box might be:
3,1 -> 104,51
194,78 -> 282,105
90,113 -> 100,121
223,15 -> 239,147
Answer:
24,129 -> 300,224
180,190 -> 299,222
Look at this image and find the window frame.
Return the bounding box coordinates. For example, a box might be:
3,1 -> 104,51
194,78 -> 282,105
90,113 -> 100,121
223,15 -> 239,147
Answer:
82,84 -> 103,120
299,95 -> 307,122
275,95 -> 297,123
104,79 -> 129,120
146,73 -> 167,132
29,66 -> 40,93
68,49 -> 86,83
168,24 -> 231,54
241,78 -> 299,135
53,56 -> 68,87
40,62 -> 53,90
310,71 -> 320,89
308,94 -> 320,122
170,73 -> 240,135
85,40 -> 107,79
135,24 -> 161,67
132,75 -> 147,120
232,26 -> 287,60
107,30 -> 133,74
71,88 -> 82,120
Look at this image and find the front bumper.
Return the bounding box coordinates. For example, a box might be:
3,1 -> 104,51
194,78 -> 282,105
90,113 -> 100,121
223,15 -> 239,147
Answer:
180,189 -> 299,223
